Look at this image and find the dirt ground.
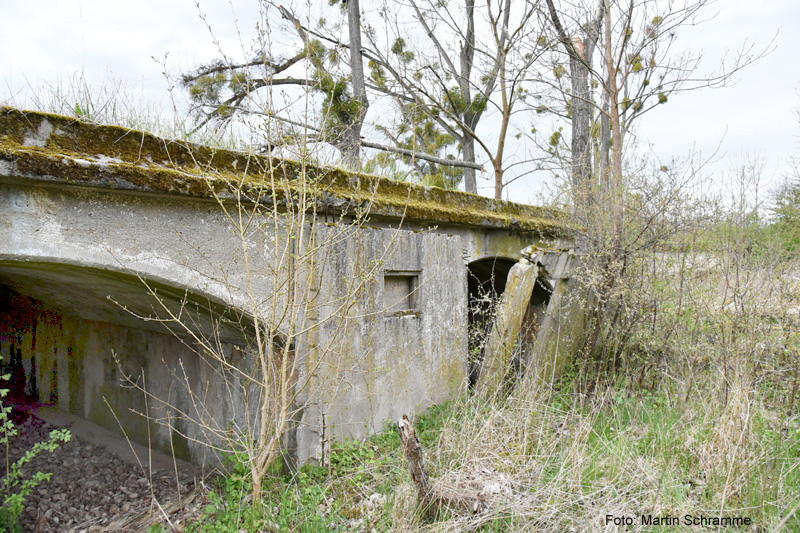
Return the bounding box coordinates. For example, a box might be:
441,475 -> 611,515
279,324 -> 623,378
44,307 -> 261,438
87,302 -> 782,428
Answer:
4,404 -> 208,532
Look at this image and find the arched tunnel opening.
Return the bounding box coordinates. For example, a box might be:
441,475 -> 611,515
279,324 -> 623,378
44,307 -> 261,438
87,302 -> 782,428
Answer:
466,257 -> 552,388
0,261 -> 250,466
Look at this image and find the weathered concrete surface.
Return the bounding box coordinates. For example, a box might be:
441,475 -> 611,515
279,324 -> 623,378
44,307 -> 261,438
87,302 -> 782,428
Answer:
522,247 -> 590,387
0,107 -> 572,467
292,226 -> 469,465
0,107 -> 567,236
0,291 -> 239,465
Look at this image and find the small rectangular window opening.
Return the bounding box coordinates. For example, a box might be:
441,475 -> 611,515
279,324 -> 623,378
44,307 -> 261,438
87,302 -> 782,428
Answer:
384,270 -> 420,317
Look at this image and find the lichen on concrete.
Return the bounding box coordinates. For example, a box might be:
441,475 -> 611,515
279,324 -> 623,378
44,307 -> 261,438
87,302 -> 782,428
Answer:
0,106 -> 569,236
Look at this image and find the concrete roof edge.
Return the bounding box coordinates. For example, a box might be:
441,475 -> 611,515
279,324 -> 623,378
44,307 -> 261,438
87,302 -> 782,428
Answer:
0,107 -> 570,236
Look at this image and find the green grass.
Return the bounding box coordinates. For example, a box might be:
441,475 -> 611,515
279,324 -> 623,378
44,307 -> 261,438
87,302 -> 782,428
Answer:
184,403 -> 456,532
178,369 -> 799,532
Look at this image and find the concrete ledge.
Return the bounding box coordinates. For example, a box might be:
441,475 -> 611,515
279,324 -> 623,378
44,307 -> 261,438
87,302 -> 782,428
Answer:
0,107 -> 569,235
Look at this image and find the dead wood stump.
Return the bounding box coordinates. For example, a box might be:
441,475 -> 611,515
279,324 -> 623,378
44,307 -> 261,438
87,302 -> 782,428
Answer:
397,415 -> 509,518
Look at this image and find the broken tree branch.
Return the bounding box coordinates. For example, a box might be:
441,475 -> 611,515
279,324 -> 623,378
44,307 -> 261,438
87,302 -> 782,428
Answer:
397,415 -> 511,518
397,415 -> 436,512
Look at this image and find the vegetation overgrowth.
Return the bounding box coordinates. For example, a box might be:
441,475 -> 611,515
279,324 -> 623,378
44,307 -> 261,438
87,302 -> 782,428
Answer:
3,5 -> 798,528
154,162 -> 797,530
6,87 -> 800,531
0,360 -> 71,532
164,193 -> 800,531
175,321 -> 800,532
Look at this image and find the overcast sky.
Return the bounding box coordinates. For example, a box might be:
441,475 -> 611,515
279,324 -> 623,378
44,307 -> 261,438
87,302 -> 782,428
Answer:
1,0 -> 798,203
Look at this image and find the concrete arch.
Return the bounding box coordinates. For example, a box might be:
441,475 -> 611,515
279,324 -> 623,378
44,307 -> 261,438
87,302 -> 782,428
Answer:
0,260 -> 250,343
466,257 -> 515,386
466,256 -> 553,316
0,260 -> 253,466
467,256 -> 518,302
0,178 -> 276,330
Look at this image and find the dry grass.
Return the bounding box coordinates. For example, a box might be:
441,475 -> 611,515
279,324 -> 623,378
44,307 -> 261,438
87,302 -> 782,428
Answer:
391,241 -> 800,532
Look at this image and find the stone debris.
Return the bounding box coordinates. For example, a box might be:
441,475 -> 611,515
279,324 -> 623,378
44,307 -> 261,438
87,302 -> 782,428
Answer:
3,409 -> 202,533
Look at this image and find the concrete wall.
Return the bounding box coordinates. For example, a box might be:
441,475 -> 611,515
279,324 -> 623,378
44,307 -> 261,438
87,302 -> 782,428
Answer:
0,293 -> 238,466
0,107 -> 574,469
0,179 -> 564,467
0,220 -> 470,468
293,224 -> 468,464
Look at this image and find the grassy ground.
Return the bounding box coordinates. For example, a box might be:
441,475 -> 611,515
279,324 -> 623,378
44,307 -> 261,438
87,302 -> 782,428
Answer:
174,353 -> 799,532
173,239 -> 800,532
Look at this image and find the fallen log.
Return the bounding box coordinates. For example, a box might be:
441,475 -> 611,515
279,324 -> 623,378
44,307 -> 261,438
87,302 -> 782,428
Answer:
397,414 -> 438,514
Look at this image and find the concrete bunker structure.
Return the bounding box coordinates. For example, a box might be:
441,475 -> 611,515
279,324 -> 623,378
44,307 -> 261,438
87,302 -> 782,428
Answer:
0,107 -> 573,467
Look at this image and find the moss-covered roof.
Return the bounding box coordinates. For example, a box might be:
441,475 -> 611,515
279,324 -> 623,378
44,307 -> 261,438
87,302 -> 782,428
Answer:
0,107 -> 567,235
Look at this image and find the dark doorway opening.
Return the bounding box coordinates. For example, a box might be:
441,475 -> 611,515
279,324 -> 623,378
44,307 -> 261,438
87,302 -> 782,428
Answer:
466,257 -> 552,388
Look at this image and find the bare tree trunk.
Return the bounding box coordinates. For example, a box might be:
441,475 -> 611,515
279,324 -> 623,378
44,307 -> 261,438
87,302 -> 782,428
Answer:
603,0 -> 624,256
343,0 -> 368,170
570,44 -> 592,188
562,0 -> 625,373
494,112 -> 508,200
459,0 -> 478,194
572,0 -> 626,373
599,79 -> 610,179
603,0 -> 624,239
463,136 -> 477,193
397,415 -> 501,516
493,159 -> 505,200
545,0 -> 603,190
397,415 -> 436,511
493,6 -> 511,201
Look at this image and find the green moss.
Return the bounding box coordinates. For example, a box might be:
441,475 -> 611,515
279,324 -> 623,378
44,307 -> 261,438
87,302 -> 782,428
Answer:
88,383 -> 154,441
170,417 -> 193,462
0,106 -> 570,236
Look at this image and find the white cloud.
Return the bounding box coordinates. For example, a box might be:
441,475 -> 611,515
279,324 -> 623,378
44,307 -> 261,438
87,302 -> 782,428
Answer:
2,0 -> 798,199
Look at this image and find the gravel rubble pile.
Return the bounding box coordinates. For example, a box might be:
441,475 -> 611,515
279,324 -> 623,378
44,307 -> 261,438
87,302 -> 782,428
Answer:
4,409 -> 204,532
